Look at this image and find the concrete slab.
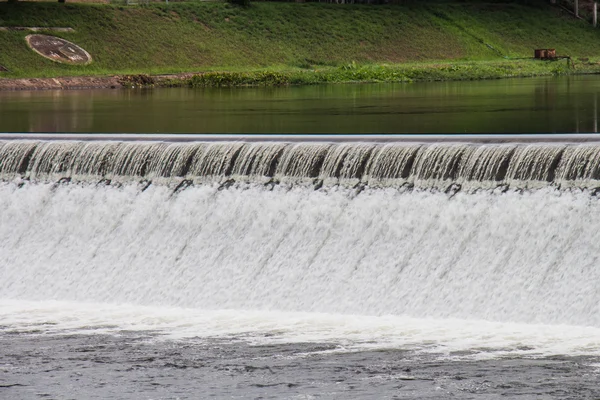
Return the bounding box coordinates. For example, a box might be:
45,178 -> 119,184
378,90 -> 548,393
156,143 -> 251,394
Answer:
25,34 -> 91,65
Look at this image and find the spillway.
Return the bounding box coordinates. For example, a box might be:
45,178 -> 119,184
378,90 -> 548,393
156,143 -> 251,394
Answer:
2,137 -> 600,357
3,138 -> 600,190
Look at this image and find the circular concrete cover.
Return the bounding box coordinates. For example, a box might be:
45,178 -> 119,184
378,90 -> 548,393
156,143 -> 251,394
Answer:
25,34 -> 92,65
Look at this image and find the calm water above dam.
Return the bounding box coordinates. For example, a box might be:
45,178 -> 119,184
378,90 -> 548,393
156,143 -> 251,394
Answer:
2,75 -> 600,133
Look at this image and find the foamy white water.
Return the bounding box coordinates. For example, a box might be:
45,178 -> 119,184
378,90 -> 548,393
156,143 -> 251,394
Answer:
1,181 -> 600,357
2,299 -> 600,359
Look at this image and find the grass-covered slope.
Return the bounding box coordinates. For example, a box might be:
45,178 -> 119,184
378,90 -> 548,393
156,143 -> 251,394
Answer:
0,1 -> 599,78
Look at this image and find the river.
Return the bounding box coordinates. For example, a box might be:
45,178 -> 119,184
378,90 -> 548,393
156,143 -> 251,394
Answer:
2,78 -> 600,400
1,76 -> 599,134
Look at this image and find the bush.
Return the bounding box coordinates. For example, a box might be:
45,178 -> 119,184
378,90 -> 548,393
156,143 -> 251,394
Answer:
190,71 -> 290,87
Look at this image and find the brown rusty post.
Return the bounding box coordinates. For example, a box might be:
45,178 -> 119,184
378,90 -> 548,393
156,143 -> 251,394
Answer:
534,49 -> 547,59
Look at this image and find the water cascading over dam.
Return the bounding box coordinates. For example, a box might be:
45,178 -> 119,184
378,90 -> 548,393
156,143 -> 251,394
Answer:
3,138 -> 600,189
2,136 -> 600,348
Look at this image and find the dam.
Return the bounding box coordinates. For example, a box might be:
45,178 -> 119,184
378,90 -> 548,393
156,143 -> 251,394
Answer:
1,135 -> 600,398
4,136 -> 600,189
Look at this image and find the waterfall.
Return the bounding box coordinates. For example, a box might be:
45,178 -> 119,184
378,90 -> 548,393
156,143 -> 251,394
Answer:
2,140 -> 600,190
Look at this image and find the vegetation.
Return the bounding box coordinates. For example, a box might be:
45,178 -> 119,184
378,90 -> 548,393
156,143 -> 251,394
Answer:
178,59 -> 592,87
1,1 -> 600,85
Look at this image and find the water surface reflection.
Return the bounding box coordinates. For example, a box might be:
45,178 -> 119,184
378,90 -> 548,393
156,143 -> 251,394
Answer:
0,76 -> 599,133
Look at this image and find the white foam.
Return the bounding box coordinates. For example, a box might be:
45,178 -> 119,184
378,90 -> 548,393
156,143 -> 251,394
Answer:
1,182 -> 600,356
1,299 -> 599,359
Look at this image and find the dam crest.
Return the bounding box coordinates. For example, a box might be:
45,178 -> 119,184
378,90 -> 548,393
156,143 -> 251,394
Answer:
2,139 -> 600,191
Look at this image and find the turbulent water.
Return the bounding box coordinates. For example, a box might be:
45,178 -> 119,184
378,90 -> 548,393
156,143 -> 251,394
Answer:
2,139 -> 600,399
3,139 -> 600,190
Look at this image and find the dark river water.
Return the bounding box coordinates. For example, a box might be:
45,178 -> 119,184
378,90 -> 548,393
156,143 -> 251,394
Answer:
2,331 -> 599,400
1,75 -> 600,133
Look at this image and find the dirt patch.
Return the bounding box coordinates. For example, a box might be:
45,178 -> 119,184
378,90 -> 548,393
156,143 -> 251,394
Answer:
118,74 -> 156,87
0,27 -> 74,32
192,16 -> 211,31
26,34 -> 92,65
0,76 -> 123,91
0,73 -> 198,91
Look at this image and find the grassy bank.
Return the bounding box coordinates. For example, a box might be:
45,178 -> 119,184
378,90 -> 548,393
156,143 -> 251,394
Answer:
1,1 -> 600,83
172,59 -> 598,87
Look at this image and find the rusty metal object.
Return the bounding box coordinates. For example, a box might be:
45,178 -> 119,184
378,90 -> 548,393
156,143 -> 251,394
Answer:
533,48 -> 572,68
534,49 -> 547,59
25,34 -> 92,65
534,48 -> 565,61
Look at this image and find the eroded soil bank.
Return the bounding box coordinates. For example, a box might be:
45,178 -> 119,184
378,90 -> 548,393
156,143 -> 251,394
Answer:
0,73 -> 197,90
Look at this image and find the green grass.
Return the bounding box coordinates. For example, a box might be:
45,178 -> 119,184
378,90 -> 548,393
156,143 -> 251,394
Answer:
1,1 -> 600,81
171,59 -> 596,87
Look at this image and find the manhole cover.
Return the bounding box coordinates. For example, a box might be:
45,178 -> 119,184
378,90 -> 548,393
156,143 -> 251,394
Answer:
25,34 -> 92,65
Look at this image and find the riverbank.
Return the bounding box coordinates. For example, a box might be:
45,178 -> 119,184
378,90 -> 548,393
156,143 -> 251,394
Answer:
180,59 -> 600,87
1,59 -> 599,90
0,73 -> 197,90
2,0 -> 600,84
2,1 -> 600,89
